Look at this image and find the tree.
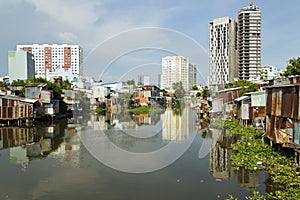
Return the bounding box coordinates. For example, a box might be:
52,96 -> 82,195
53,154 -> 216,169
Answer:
11,79 -> 26,86
283,57 -> 300,76
192,85 -> 198,90
160,89 -> 169,97
137,81 -> 143,86
201,88 -> 211,100
63,79 -> 73,90
232,80 -> 258,96
127,79 -> 135,85
172,82 -> 185,99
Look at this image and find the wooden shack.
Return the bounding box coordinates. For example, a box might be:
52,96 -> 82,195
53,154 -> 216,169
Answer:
265,84 -> 300,145
213,87 -> 241,118
0,95 -> 38,123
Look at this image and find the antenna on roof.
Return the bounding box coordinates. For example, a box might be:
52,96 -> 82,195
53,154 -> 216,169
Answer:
250,0 -> 254,6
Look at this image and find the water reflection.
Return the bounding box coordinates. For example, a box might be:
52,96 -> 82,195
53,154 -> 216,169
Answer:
208,128 -> 235,180
50,124 -> 81,168
162,104 -> 196,141
0,105 -> 270,199
0,120 -> 83,170
0,126 -> 34,149
208,127 -> 265,194
87,102 -> 197,144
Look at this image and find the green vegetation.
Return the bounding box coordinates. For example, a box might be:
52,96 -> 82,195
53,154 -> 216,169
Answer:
220,120 -> 300,200
127,79 -> 135,85
137,81 -> 143,86
160,89 -> 169,97
129,106 -> 163,115
192,85 -> 198,90
94,102 -> 106,115
232,80 -> 258,96
283,57 -> 300,76
172,82 -> 185,98
201,88 -> 211,100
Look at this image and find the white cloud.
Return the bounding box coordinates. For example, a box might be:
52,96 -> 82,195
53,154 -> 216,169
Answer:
27,0 -> 101,28
58,32 -> 78,43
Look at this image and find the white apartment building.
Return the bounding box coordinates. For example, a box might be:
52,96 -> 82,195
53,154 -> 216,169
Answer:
209,16 -> 238,91
161,56 -> 196,91
260,65 -> 279,80
238,3 -> 261,80
16,44 -> 83,81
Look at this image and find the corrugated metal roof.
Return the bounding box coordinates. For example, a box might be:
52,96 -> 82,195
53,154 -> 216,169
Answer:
0,95 -> 23,101
25,83 -> 47,87
244,91 -> 266,96
234,96 -> 250,102
266,83 -> 300,89
216,87 -> 241,93
21,99 -> 38,103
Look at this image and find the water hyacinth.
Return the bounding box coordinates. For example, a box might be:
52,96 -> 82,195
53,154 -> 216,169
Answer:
223,120 -> 300,200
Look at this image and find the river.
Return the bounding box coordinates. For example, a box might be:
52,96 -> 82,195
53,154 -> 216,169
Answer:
0,103 -> 266,200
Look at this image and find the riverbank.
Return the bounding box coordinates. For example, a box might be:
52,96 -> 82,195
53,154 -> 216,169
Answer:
215,120 -> 300,200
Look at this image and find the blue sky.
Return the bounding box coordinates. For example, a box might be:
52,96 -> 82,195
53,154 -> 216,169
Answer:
0,0 -> 299,84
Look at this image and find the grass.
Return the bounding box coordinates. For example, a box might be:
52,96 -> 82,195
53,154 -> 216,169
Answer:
128,106 -> 163,115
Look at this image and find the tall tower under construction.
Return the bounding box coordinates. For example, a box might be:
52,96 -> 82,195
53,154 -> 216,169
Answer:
238,2 -> 261,80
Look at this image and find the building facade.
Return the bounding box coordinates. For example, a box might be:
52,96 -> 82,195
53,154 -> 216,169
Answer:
238,3 -> 261,80
209,16 -> 238,91
161,56 -> 196,91
260,65 -> 279,80
16,44 -> 83,81
8,50 -> 35,83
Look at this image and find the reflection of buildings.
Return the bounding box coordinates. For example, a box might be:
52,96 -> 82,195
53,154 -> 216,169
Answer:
88,111 -> 161,131
208,128 -> 262,190
132,113 -> 161,126
0,127 -> 34,149
162,105 -> 196,141
88,114 -> 116,130
238,168 -> 260,191
209,128 -> 235,180
3,121 -> 72,169
50,126 -> 81,168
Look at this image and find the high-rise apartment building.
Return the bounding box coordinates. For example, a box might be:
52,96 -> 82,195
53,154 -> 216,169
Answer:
161,56 -> 196,91
16,44 -> 83,80
209,16 -> 238,91
8,50 -> 35,82
238,3 -> 261,80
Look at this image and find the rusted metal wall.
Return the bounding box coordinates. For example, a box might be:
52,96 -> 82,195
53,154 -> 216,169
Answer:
216,88 -> 240,104
266,85 -> 300,144
0,127 -> 34,149
267,86 -> 299,119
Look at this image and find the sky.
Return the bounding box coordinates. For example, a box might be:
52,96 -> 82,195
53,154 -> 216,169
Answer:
0,0 -> 300,85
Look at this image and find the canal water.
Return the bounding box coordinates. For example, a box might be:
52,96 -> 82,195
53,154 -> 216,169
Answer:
0,104 -> 266,200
